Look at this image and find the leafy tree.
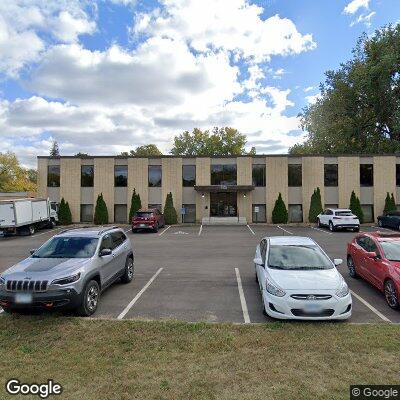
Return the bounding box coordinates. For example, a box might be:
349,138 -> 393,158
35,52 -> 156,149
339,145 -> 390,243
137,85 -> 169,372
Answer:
171,127 -> 256,156
94,193 -> 109,225
163,192 -> 178,224
49,140 -> 60,157
349,191 -> 364,224
129,188 -> 142,222
75,152 -> 89,157
272,193 -> 288,224
290,24 -> 400,155
0,152 -> 36,192
309,187 -> 323,223
58,198 -> 72,225
27,169 -> 37,184
121,144 -> 162,157
384,192 -> 397,214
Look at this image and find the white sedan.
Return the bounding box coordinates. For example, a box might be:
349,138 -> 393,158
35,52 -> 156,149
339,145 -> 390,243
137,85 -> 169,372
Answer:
254,236 -> 352,320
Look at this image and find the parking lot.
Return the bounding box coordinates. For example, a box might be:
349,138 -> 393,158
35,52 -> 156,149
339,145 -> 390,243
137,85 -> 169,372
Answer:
1,224 -> 399,324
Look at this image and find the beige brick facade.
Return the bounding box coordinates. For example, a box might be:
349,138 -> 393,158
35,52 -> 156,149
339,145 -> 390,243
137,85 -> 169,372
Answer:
266,157 -> 288,223
37,158 -> 48,198
237,157 -> 252,222
195,158 -> 211,222
94,158 -> 115,222
60,158 -> 81,222
302,157 -> 324,223
127,158 -> 149,212
374,156 -> 396,219
338,157 -> 360,208
162,158 -> 183,223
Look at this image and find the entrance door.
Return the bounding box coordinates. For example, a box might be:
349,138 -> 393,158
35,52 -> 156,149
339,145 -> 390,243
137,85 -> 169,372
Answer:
210,192 -> 237,217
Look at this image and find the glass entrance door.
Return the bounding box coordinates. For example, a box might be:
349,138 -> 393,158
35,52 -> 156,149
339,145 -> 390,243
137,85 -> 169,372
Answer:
210,192 -> 237,217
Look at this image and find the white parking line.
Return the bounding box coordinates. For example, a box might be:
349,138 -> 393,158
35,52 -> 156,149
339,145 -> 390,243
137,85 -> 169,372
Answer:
117,268 -> 163,319
124,227 -> 132,234
198,225 -> 203,236
158,226 -> 171,236
350,289 -> 392,323
246,224 -> 255,236
310,226 -> 333,235
234,268 -> 250,324
276,225 -> 293,235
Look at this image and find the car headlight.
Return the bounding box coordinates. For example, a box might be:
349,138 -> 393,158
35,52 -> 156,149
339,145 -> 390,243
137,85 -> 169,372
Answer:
266,279 -> 286,297
51,273 -> 81,286
335,280 -> 349,298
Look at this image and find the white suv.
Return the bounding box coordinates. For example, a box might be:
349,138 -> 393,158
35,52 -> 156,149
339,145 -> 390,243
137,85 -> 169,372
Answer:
317,208 -> 360,232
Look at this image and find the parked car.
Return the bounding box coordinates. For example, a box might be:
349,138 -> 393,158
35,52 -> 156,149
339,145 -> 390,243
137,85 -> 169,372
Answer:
377,211 -> 400,230
254,236 -> 352,320
132,208 -> 165,233
317,208 -> 360,232
347,232 -> 400,309
0,226 -> 134,316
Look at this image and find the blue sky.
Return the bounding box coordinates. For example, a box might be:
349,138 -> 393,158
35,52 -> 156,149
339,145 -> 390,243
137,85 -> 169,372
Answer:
0,0 -> 399,166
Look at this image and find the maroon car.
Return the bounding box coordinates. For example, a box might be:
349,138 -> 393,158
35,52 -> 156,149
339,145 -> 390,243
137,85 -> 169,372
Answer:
132,208 -> 165,233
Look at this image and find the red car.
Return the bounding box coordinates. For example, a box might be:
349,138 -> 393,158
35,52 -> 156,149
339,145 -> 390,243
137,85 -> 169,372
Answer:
347,232 -> 400,309
132,208 -> 165,233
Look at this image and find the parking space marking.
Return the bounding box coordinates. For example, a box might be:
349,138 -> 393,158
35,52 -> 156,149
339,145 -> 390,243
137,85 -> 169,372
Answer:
117,268 -> 164,319
350,289 -> 392,323
235,268 -> 250,324
124,228 -> 131,234
198,225 -> 203,236
246,225 -> 255,236
276,225 -> 293,235
310,226 -> 333,235
158,226 -> 171,236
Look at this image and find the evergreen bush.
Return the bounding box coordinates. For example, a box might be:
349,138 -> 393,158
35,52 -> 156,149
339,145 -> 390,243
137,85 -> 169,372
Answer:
94,193 -> 109,225
58,197 -> 72,225
272,193 -> 288,224
308,187 -> 323,223
349,190 -> 364,224
163,192 -> 178,224
129,188 -> 142,223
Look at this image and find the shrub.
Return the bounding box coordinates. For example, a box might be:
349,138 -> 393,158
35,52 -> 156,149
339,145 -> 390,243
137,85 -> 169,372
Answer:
163,192 -> 178,224
129,188 -> 142,223
349,190 -> 364,224
94,193 -> 109,225
272,192 -> 288,224
58,197 -> 72,225
308,187 -> 323,223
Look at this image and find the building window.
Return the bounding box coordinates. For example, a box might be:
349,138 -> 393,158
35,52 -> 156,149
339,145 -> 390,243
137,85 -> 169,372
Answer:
396,165 -> 400,186
360,164 -> 373,187
80,204 -> 93,222
324,164 -> 338,187
325,204 -> 339,209
252,204 -> 266,223
289,204 -> 303,222
115,166 -> 128,187
182,165 -> 196,187
211,164 -> 237,185
81,165 -> 94,187
288,164 -> 302,187
361,205 -> 374,223
148,165 -> 162,187
252,165 -> 266,187
148,203 -> 162,212
47,165 -> 60,187
114,204 -> 127,223
182,204 -> 196,223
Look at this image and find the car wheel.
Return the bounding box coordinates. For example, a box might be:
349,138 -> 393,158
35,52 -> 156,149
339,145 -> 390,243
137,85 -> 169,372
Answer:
354,227 -> 360,232
77,280 -> 100,317
131,228 -> 136,233
28,225 -> 35,235
384,279 -> 399,309
317,218 -> 322,228
347,256 -> 358,278
121,257 -> 134,284
154,223 -> 159,233
329,221 -> 335,232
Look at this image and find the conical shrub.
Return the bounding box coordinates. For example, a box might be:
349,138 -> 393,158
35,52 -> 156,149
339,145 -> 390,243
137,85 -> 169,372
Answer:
272,192 -> 288,224
163,192 -> 178,224
94,193 -> 109,225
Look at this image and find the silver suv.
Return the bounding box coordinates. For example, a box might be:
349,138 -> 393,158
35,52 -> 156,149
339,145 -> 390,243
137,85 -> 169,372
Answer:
0,226 -> 134,316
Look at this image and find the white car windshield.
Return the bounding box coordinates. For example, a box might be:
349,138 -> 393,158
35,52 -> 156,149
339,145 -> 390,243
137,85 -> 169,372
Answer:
380,240 -> 400,261
32,237 -> 99,259
335,211 -> 353,216
268,245 -> 333,270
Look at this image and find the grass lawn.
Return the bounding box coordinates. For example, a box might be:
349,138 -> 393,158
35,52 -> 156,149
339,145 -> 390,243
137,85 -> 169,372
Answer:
0,317 -> 399,399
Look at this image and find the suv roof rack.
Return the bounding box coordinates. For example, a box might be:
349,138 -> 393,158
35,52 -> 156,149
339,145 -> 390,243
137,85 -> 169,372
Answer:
98,226 -> 119,235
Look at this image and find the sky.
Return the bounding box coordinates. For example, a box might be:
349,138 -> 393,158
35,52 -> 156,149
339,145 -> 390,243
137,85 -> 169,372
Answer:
0,0 -> 399,167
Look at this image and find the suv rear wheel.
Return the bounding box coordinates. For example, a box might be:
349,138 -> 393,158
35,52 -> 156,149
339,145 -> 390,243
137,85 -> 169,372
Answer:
329,221 -> 335,232
77,280 -> 100,317
121,257 -> 134,284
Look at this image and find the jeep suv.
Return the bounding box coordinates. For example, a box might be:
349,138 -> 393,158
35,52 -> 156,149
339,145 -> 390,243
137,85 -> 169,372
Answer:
0,226 -> 134,316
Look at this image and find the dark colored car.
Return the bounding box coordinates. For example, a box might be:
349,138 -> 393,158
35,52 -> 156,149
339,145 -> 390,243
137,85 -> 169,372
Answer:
347,232 -> 400,309
377,211 -> 400,230
132,209 -> 165,233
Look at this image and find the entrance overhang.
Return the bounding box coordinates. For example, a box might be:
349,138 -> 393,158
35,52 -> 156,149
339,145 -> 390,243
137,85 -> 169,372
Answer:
194,185 -> 254,193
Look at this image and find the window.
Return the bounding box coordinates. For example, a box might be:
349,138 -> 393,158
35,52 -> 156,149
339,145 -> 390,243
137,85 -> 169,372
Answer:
111,231 -> 127,248
361,205 -> 374,223
80,204 -> 93,222
81,165 -> 94,187
325,204 -> 338,210
148,166 -> 162,187
252,165 -> 266,187
396,165 -> 400,186
182,165 -> 196,187
360,164 -> 373,187
182,204 -> 196,223
115,166 -> 128,187
288,164 -> 302,187
114,204 -> 127,223
100,234 -> 114,251
252,204 -> 266,222
289,204 -> 303,222
324,164 -> 338,186
148,203 -> 162,212
211,164 -> 237,185
260,239 -> 267,264
47,165 -> 60,187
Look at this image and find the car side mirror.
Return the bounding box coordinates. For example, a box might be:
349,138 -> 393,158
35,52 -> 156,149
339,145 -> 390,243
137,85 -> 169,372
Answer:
99,248 -> 112,257
333,258 -> 343,266
30,249 -> 36,255
253,257 -> 264,267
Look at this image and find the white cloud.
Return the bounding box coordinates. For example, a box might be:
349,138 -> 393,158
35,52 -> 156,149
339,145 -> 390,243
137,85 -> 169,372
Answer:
305,93 -> 321,104
350,11 -> 376,27
343,0 -> 370,14
304,86 -> 315,92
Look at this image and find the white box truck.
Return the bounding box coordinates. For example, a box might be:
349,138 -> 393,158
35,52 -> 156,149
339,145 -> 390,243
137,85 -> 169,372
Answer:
0,198 -> 58,236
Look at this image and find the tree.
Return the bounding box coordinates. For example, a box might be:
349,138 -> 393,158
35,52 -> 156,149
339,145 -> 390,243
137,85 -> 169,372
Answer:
391,193 -> 397,211
384,192 -> 397,214
94,193 -> 109,225
171,127 -> 256,156
163,192 -> 178,224
58,198 -> 72,225
349,191 -> 364,224
121,144 -> 162,157
0,152 -> 36,192
290,24 -> 400,155
309,187 -> 323,223
129,188 -> 142,222
75,152 -> 89,157
49,140 -> 60,157
272,193 -> 288,224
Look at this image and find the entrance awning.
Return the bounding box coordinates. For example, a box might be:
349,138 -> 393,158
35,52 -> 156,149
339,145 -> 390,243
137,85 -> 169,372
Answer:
194,185 -> 254,193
